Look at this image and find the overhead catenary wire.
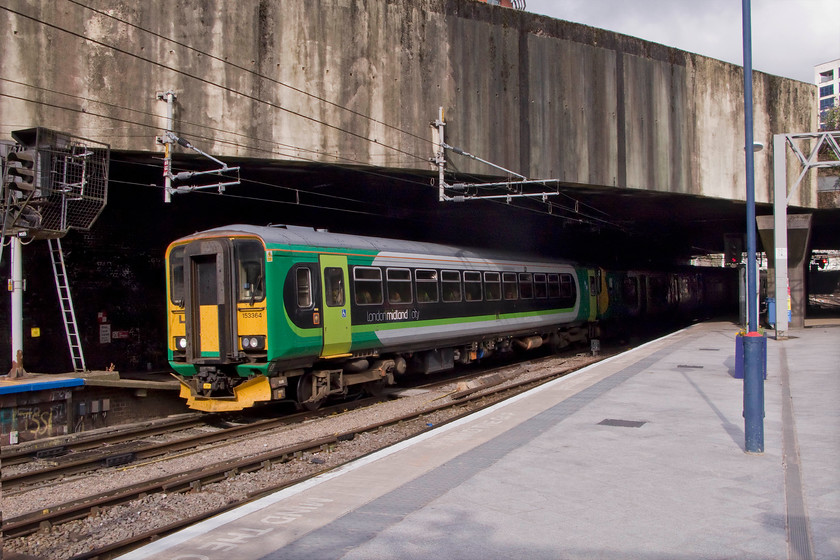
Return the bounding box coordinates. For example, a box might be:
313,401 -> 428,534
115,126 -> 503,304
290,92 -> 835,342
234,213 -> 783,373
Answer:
107,155 -> 445,225
110,156 -> 393,212
108,154 -> 610,233
109,176 -> 409,220
455,179 -> 622,229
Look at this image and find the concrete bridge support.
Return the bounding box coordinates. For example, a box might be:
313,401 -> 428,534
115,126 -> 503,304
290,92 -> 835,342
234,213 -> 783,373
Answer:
757,214 -> 813,333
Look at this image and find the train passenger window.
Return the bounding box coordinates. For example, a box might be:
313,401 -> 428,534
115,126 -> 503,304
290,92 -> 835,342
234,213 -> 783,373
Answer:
649,276 -> 668,307
235,240 -> 266,303
464,271 -> 482,301
296,268 -> 312,308
534,274 -> 547,298
623,277 -> 638,302
353,267 -> 383,305
387,268 -> 412,304
196,256 -> 218,305
560,274 -> 574,298
415,269 -> 438,303
548,274 -> 560,298
484,272 -> 501,301
324,267 -> 345,307
519,273 -> 533,299
441,270 -> 461,302
503,272 -> 518,300
169,245 -> 185,305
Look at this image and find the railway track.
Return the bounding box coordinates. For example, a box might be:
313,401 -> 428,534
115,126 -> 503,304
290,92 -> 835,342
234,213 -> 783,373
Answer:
0,413 -> 207,467
3,351 -> 597,558
0,396 -> 385,492
1,354 -> 539,492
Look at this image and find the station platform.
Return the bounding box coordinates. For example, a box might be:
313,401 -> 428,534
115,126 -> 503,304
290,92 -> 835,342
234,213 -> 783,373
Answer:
124,320 -> 839,560
0,374 -> 84,395
0,370 -> 180,393
0,371 -> 184,445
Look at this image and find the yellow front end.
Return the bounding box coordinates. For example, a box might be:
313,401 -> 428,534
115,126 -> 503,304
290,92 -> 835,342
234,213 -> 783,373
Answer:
177,375 -> 273,412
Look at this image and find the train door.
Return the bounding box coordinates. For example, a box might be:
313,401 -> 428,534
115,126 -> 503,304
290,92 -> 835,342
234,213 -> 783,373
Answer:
184,239 -> 237,363
318,255 -> 352,357
639,274 -> 648,315
596,268 -> 609,318
587,269 -> 598,321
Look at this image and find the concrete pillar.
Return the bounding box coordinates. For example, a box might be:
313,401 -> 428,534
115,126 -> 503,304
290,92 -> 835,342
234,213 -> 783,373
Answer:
756,214 -> 812,329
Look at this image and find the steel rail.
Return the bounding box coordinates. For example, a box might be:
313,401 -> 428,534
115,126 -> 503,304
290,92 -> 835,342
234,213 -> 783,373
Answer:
0,413 -> 206,466
1,397 -> 383,492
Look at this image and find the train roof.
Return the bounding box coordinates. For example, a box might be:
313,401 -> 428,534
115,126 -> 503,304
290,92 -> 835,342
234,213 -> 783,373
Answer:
181,224 -> 576,267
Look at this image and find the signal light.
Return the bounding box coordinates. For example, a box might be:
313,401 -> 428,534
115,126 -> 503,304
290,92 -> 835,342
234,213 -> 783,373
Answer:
4,149 -> 38,192
723,234 -> 744,266
819,258 -> 828,270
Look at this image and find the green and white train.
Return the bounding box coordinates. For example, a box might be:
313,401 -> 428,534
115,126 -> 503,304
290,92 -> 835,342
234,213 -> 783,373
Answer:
166,224 -> 603,412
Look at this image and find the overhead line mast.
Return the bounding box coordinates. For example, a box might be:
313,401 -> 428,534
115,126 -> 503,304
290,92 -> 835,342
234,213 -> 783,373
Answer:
156,91 -> 240,202
430,107 -> 560,205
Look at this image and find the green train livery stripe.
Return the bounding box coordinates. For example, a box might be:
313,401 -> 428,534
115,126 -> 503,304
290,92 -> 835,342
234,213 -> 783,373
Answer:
352,308 -> 576,333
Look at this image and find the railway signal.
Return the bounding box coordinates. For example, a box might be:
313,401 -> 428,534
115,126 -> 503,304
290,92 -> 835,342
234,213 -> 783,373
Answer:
724,233 -> 744,266
2,128 -> 109,374
4,149 -> 38,193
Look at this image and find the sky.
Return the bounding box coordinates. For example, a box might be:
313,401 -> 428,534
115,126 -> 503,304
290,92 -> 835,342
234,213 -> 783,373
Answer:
525,0 -> 840,84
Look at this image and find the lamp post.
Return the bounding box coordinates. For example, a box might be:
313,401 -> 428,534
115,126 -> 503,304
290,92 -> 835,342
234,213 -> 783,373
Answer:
741,0 -> 764,454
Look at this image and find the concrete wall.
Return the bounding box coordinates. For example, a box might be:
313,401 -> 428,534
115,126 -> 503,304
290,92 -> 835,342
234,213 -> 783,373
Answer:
0,0 -> 818,207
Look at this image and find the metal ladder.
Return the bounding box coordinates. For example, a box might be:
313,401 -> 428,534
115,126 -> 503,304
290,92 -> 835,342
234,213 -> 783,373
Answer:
48,238 -> 86,372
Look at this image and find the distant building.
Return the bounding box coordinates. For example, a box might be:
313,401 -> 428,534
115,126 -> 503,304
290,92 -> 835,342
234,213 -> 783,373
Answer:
477,0 -> 525,8
815,58 -> 840,130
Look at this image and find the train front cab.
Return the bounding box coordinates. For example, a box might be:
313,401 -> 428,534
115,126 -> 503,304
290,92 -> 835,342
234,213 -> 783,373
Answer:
167,235 -> 273,412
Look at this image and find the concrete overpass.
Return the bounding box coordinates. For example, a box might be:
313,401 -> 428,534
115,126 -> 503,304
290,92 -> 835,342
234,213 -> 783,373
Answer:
1,0 -> 818,209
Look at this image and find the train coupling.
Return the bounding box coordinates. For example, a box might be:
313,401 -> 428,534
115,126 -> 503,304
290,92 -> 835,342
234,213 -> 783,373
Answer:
196,367 -> 234,397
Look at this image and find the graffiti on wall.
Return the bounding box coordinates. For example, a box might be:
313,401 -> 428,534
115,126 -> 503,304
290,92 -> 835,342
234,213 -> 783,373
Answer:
0,401 -> 69,442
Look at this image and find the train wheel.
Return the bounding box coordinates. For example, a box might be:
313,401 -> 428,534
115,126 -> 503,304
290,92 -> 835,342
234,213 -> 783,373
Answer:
296,372 -> 325,411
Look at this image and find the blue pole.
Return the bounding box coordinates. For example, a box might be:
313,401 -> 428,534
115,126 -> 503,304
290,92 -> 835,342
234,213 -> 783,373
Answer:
742,0 -> 764,453
743,333 -> 765,452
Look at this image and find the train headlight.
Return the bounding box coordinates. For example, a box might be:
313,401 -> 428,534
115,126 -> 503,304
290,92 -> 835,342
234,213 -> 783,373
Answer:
175,337 -> 187,350
240,335 -> 265,350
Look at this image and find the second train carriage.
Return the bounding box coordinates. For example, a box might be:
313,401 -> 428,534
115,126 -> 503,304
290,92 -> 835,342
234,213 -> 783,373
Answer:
166,225 -> 599,412
597,267 -> 735,324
